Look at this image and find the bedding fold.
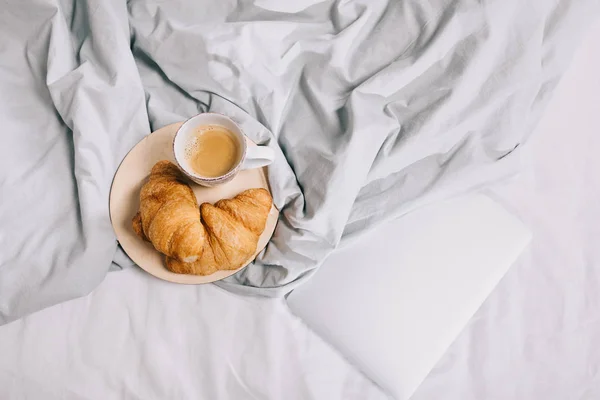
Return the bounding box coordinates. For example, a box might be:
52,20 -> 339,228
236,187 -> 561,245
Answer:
1,0 -> 598,323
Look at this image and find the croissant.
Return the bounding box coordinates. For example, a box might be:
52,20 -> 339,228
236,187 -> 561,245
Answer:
132,160 -> 205,263
132,161 -> 273,275
166,188 -> 273,275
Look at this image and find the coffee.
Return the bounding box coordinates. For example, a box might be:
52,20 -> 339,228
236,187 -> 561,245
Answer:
184,125 -> 241,178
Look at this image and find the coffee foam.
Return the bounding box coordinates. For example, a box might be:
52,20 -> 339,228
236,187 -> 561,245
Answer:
184,135 -> 200,161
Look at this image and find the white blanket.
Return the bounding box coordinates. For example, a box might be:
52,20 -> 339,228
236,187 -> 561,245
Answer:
2,0 -> 597,323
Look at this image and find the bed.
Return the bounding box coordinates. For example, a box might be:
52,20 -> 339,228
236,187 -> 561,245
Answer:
413,19 -> 600,399
1,1 -> 599,399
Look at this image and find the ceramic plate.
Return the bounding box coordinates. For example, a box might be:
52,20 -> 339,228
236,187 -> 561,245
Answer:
109,122 -> 278,284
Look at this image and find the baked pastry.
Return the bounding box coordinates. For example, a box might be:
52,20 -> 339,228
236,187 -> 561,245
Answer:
132,160 -> 205,263
166,188 -> 273,275
132,160 -> 273,275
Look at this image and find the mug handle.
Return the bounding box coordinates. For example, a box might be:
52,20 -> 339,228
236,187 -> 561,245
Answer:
241,146 -> 275,170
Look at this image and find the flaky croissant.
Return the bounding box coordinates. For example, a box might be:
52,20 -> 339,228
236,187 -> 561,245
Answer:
132,161 -> 273,275
166,188 -> 273,275
132,160 -> 205,263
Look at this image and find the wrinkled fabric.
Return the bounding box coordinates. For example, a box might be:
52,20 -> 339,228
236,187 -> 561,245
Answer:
0,0 -> 598,323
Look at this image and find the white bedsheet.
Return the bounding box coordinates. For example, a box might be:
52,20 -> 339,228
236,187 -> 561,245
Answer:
0,267 -> 387,400
0,13 -> 598,400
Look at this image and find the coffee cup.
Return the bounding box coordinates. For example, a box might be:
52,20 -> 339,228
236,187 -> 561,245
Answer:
173,113 -> 275,187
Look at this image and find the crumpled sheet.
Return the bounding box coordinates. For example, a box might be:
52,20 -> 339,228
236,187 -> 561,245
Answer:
0,0 -> 597,324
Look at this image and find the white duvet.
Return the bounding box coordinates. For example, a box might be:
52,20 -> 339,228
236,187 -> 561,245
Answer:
2,0 -> 597,324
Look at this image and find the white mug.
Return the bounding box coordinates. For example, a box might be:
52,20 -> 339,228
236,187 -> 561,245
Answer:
173,113 -> 274,187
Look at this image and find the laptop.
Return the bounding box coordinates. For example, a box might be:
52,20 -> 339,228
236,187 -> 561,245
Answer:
287,194 -> 531,399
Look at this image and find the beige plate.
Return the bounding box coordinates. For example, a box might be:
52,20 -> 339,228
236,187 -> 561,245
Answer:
109,122 -> 279,284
